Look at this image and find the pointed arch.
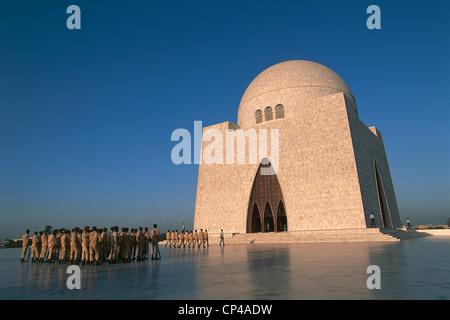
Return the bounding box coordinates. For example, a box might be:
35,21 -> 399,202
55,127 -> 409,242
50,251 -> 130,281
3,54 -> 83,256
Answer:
247,159 -> 287,233
249,202 -> 262,233
264,202 -> 275,232
276,200 -> 288,232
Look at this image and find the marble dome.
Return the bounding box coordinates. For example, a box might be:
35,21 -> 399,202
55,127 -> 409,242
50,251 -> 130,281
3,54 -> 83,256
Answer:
237,60 -> 356,129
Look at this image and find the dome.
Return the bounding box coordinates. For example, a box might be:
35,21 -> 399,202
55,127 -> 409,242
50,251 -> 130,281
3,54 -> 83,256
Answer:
237,60 -> 355,129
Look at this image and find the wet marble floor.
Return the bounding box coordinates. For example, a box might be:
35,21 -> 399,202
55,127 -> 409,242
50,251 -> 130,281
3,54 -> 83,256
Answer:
0,237 -> 449,300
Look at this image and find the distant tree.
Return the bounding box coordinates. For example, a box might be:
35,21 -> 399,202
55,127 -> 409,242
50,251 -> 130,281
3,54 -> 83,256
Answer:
446,218 -> 450,227
44,225 -> 53,232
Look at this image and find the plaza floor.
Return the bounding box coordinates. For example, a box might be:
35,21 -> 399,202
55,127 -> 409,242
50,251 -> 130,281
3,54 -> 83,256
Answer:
0,237 -> 449,300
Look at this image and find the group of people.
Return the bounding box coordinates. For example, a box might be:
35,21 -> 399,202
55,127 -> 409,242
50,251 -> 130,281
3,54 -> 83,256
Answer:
165,228 -> 226,248
165,228 -> 209,248
19,224 -> 161,265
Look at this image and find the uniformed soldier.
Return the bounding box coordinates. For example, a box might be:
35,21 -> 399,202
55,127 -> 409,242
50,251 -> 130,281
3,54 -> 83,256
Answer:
97,229 -> 104,261
39,230 -> 48,262
37,231 -> 42,256
204,229 -> 209,247
118,227 -> 125,261
119,227 -> 130,262
179,231 -> 185,248
81,226 -> 90,265
165,230 -> 171,247
150,224 -> 160,260
193,230 -> 198,248
20,229 -> 30,262
131,228 -> 137,260
198,229 -> 204,248
174,230 -> 179,248
108,226 -> 118,263
77,229 -> 83,263
170,230 -> 175,248
103,228 -> 110,262
64,230 -> 70,262
188,230 -> 193,248
89,226 -> 100,265
125,228 -> 133,262
31,231 -> 40,262
59,230 -> 68,263
143,227 -> 150,259
136,227 -> 144,261
69,228 -> 79,264
47,231 -> 57,263
54,230 -> 60,261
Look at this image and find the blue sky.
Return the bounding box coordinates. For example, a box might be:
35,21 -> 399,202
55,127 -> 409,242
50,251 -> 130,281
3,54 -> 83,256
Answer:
1,0 -> 449,238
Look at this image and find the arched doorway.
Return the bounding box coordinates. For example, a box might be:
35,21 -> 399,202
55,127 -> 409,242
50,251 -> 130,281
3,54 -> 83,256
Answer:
277,200 -> 288,232
247,159 -> 287,233
264,202 -> 275,232
251,203 -> 262,233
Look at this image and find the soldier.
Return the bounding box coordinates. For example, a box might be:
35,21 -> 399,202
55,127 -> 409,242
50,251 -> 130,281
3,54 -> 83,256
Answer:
174,230 -> 179,248
89,226 -> 100,265
98,228 -> 104,260
69,228 -> 79,264
81,226 -> 90,265
47,231 -> 56,263
64,230 -> 70,262
150,224 -> 160,260
103,228 -> 110,262
125,228 -> 133,262
198,229 -> 204,248
165,230 -> 171,247
98,228 -> 106,262
77,229 -> 83,263
119,227 -> 130,262
37,231 -> 42,256
20,229 -> 30,262
39,230 -> 48,262
143,227 -> 150,259
118,227 -> 125,261
31,231 -> 40,262
219,229 -> 225,246
179,231 -> 185,248
53,230 -> 64,260
108,226 -> 118,263
136,227 -> 144,261
131,228 -> 137,260
204,229 -> 209,247
188,230 -> 193,248
171,230 -> 175,247
193,230 -> 198,248
59,230 -> 68,263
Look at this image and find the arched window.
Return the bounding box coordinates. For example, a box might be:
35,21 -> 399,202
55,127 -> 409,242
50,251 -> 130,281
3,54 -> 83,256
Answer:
255,109 -> 263,124
275,104 -> 285,119
264,106 -> 273,121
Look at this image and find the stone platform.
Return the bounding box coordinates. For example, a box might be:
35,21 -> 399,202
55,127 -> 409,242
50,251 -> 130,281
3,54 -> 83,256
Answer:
219,228 -> 433,244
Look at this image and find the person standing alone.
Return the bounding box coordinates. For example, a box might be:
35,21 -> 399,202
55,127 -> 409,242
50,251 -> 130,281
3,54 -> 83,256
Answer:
370,212 -> 376,228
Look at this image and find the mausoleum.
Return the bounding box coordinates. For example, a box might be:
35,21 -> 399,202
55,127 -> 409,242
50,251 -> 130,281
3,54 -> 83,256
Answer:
194,60 -> 402,241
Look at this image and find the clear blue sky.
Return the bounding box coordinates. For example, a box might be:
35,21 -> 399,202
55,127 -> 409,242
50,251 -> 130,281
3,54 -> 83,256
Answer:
1,0 -> 449,238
